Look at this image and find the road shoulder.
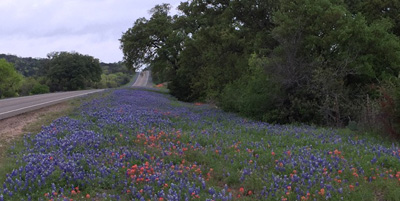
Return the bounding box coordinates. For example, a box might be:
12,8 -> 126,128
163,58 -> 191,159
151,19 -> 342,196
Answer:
0,102 -> 72,167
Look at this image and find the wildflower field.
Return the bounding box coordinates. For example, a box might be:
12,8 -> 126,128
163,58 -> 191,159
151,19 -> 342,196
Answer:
1,88 -> 400,201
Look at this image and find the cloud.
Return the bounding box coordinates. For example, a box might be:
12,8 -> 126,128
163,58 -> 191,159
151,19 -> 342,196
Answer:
0,0 -> 183,63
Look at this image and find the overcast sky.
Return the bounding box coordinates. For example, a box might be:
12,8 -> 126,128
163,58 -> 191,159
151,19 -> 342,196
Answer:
0,0 -> 183,63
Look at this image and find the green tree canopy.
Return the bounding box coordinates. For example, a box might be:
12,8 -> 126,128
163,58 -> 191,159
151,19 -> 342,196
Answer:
45,52 -> 102,91
0,59 -> 23,98
120,4 -> 183,74
121,0 -> 400,128
262,0 -> 400,125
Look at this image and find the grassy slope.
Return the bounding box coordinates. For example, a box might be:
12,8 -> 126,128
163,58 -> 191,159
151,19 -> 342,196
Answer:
123,72 -> 139,87
0,88 -> 399,201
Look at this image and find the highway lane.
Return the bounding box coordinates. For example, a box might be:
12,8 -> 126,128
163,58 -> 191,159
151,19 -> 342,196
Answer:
0,72 -> 149,120
132,71 -> 150,87
0,89 -> 103,120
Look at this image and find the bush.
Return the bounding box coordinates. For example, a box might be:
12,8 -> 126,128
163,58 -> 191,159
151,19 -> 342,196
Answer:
219,55 -> 281,121
0,59 -> 23,98
31,84 -> 50,95
19,77 -> 50,96
19,77 -> 39,96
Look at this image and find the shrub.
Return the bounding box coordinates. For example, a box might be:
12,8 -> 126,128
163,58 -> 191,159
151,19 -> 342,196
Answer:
31,84 -> 50,95
220,55 -> 281,121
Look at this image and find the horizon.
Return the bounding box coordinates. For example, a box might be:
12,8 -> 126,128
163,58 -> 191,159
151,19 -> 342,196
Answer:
0,52 -> 122,64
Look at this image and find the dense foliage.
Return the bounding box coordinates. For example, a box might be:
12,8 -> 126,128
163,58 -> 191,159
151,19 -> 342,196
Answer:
0,59 -> 23,98
121,0 -> 400,135
95,62 -> 133,88
0,54 -> 47,77
45,52 -> 102,91
0,53 -> 133,98
2,89 -> 400,200
19,77 -> 50,96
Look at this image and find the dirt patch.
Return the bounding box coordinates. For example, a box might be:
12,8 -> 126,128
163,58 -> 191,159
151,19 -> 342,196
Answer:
0,102 -> 70,149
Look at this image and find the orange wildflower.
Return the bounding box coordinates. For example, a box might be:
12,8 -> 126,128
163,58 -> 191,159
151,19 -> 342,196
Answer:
318,188 -> 325,196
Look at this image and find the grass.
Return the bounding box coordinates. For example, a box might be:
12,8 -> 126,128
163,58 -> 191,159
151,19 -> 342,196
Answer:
0,88 -> 399,200
122,72 -> 139,88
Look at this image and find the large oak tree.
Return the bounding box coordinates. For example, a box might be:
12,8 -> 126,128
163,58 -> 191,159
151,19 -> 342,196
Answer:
121,0 -> 400,129
46,52 -> 102,91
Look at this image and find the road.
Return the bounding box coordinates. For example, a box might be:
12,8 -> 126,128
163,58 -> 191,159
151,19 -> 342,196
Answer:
132,71 -> 150,87
0,89 -> 103,120
0,72 -> 149,120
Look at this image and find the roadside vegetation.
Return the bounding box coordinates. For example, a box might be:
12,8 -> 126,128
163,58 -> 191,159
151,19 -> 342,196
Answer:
1,89 -> 400,200
0,102 -> 75,186
120,0 -> 400,138
0,53 -> 133,99
1,0 -> 400,200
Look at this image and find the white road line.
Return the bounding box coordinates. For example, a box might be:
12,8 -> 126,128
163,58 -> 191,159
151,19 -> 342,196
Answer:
0,93 -> 63,103
0,90 -> 102,116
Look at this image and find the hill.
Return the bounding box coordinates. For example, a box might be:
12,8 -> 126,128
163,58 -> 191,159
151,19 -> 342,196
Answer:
0,53 -> 128,77
0,54 -> 46,77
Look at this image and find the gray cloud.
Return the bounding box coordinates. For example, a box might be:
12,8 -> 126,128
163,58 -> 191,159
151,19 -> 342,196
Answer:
0,0 -> 183,62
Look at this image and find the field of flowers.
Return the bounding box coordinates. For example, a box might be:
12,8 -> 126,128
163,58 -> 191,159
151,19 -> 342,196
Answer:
1,88 -> 400,201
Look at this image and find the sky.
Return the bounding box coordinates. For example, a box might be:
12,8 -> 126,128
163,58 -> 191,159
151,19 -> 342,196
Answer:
0,0 -> 183,63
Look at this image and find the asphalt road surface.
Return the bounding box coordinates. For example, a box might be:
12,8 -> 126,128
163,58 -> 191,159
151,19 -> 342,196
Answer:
132,71 -> 150,87
0,89 -> 103,120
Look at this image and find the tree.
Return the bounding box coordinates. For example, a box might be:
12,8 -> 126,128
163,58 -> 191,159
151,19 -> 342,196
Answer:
46,52 -> 102,91
121,1 -> 279,102
344,0 -> 400,36
259,0 -> 400,125
121,0 -> 400,129
0,59 -> 23,98
0,54 -> 47,77
120,4 -> 183,75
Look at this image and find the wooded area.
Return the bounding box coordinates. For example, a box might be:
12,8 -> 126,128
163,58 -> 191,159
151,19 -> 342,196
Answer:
120,0 -> 400,137
0,53 -> 133,98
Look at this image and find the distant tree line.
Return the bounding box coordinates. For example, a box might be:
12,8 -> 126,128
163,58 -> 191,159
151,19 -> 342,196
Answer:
0,54 -> 47,77
120,0 -> 400,137
0,52 -> 133,98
